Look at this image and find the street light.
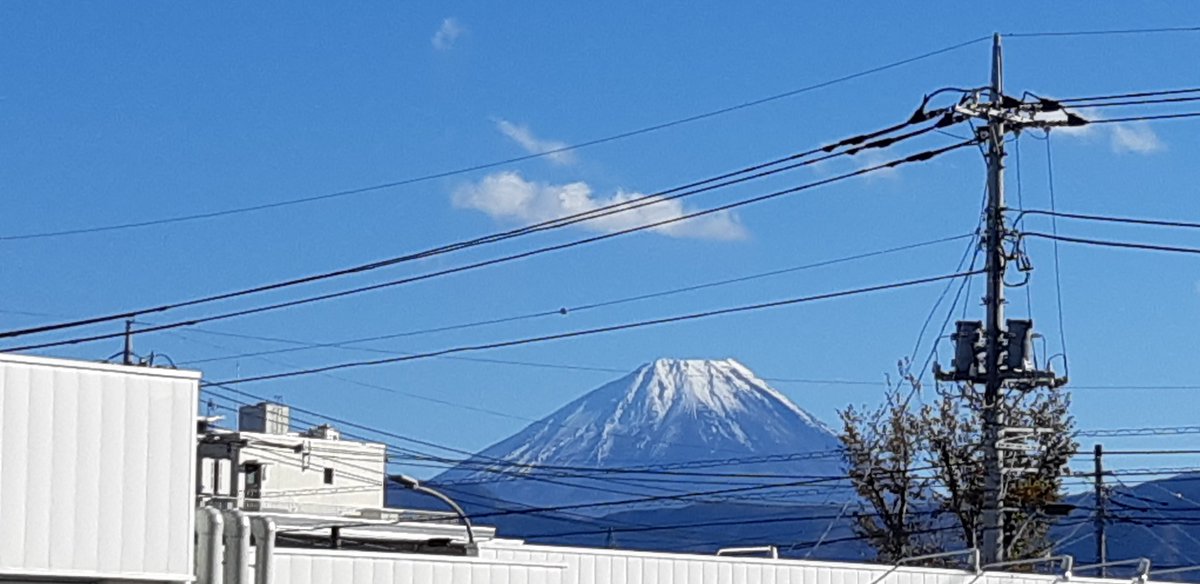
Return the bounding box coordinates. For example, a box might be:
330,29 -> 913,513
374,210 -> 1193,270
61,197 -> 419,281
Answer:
389,474 -> 477,554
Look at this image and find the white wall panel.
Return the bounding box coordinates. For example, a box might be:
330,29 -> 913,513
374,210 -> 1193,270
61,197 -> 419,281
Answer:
481,544 -> 1124,584
272,549 -> 566,584
0,354 -> 199,582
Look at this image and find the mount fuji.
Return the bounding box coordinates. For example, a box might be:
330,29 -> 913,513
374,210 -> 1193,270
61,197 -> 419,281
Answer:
406,359 -> 851,515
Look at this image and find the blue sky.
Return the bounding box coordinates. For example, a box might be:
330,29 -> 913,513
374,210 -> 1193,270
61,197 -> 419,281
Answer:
3,3 -> 1200,480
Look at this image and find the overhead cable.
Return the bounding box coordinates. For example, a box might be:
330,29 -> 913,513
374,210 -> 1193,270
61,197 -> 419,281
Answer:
201,268 -> 985,386
1055,87 -> 1200,104
180,232 -> 974,366
1019,209 -> 1200,231
1004,26 -> 1200,38
1,36 -> 989,242
7,139 -> 977,352
1,119 -> 965,343
1022,232 -> 1200,257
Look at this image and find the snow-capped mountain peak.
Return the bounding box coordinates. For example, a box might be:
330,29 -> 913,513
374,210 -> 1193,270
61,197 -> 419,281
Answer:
632,358 -> 824,427
431,358 -> 844,502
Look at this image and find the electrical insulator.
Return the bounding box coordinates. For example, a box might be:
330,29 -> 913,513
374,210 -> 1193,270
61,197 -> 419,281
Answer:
952,321 -> 984,376
1006,319 -> 1034,372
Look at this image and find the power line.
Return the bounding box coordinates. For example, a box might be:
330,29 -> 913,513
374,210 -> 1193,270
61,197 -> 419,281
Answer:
178,232 -> 974,366
202,388 -> 689,505
910,182 -> 987,386
202,268 -> 984,387
1015,134 -> 1033,316
190,335 -> 820,464
176,328 -> 879,387
1004,26 -> 1200,38
7,140 -> 977,352
1022,233 -> 1200,257
194,386 -> 1200,496
1078,426 -> 1200,438
203,382 -> 843,485
4,120 -> 922,339
1086,111 -> 1200,125
451,471 -> 904,522
201,386 -> 1200,527
1066,95 -> 1200,109
1042,132 -> 1069,376
523,509 -> 880,540
908,223 -> 980,367
1019,209 -> 1200,231
1,36 -> 990,243
1055,87 -> 1200,104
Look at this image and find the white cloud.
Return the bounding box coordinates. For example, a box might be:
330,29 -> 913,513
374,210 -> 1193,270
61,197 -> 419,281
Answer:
432,18 -> 464,51
1040,107 -> 1165,154
453,171 -> 747,241
1111,122 -> 1164,155
852,149 -> 902,181
495,119 -> 575,165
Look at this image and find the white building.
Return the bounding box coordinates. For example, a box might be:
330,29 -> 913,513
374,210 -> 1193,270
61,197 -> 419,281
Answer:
0,353 -> 199,583
0,351 -> 1184,584
197,401 -> 388,512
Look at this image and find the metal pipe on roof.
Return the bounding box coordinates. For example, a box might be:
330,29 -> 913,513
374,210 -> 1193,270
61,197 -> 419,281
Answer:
223,509 -> 252,584
251,516 -> 277,584
197,506 -> 225,584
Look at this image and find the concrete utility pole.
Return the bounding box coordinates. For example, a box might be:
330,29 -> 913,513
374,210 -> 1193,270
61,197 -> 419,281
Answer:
935,32 -> 1070,566
1094,444 -> 1108,576
980,32 -> 1008,565
123,319 -> 135,365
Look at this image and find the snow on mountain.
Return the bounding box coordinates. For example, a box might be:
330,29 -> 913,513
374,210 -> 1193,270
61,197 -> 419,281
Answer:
418,358 -> 848,512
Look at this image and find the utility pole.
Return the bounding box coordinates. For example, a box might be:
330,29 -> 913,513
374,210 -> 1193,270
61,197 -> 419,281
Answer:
123,319 -> 135,365
980,32 -> 1008,565
1094,443 -> 1108,576
934,32 -> 1070,565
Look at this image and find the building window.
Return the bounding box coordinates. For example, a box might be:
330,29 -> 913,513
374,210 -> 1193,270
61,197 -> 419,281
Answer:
245,463 -> 262,487
324,468 -> 334,484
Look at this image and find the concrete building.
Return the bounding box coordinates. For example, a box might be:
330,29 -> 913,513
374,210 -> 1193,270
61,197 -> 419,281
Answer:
197,402 -> 388,513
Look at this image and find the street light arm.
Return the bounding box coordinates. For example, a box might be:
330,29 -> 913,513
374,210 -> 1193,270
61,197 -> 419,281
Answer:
412,484 -> 476,545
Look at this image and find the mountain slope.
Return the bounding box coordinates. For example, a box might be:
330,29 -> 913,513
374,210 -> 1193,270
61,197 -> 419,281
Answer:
1055,473 -> 1200,578
419,358 -> 848,512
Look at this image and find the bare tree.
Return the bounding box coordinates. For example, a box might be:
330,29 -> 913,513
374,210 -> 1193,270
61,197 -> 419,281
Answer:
839,362 -> 1077,562
839,367 -> 939,562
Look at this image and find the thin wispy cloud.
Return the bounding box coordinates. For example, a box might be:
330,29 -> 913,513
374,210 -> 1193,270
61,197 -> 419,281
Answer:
495,119 -> 575,165
1038,106 -> 1165,155
432,18 -> 464,51
1111,122 -> 1164,154
453,171 -> 747,241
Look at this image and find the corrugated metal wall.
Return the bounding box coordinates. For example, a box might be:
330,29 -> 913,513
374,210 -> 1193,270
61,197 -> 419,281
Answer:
481,545 -> 1111,584
273,548 -> 568,584
0,354 -> 199,582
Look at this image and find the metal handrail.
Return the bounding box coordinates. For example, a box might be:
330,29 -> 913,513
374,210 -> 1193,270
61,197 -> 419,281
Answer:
865,548 -> 981,584
983,555 -> 1074,580
1148,564 -> 1200,580
898,548 -> 982,573
1074,558 -> 1151,582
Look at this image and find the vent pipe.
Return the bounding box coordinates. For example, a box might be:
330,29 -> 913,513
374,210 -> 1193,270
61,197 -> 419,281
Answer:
196,507 -> 225,584
222,509 -> 252,584
251,517 -> 277,584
